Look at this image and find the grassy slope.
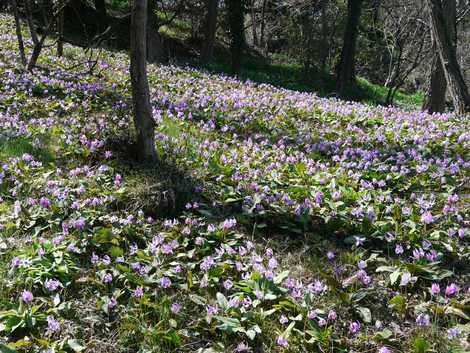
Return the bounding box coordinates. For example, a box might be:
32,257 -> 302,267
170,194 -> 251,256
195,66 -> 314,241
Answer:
0,14 -> 469,353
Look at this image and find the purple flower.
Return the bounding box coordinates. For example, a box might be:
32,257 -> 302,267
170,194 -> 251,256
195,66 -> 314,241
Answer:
46,316 -> 60,333
107,297 -> 118,309
221,218 -> 237,230
445,283 -> 459,297
378,347 -> 392,353
395,244 -> 404,255
228,297 -> 240,308
22,290 -> 33,304
327,251 -> 335,261
171,302 -> 182,314
71,218 -> 86,230
458,228 -> 466,238
160,277 -> 172,288
447,326 -> 461,339
235,342 -> 250,352
201,256 -> 215,271
327,310 -> 337,322
276,336 -> 288,348
279,315 -> 288,324
400,272 -> 412,286
349,321 -> 361,335
223,279 -> 233,290
39,197 -> 51,209
420,212 -> 433,224
307,310 -> 317,320
44,279 -> 62,291
206,305 -> 219,316
268,257 -> 278,269
430,283 -> 440,296
133,287 -> 144,298
103,273 -> 113,284
358,260 -> 367,270
416,313 -> 430,326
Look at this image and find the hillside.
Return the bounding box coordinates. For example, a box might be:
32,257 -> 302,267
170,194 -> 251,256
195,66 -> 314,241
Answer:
0,13 -> 469,353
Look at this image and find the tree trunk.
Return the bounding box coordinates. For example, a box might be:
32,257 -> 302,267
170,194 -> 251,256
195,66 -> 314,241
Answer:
27,35 -> 46,71
251,0 -> 258,46
226,0 -> 245,75
427,0 -> 470,114
201,0 -> 219,61
130,0 -> 157,162
146,0 -> 164,63
319,0 -> 328,73
57,0 -> 65,57
423,0 -> 456,113
25,0 -> 39,45
11,0 -> 27,65
260,0 -> 267,52
336,0 -> 363,96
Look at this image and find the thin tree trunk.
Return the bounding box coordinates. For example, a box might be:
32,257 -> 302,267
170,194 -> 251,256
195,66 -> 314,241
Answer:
423,0 -> 456,113
146,0 -> 164,63
27,35 -> 46,71
336,0 -> 363,96
260,0 -> 267,53
130,0 -> 157,162
201,0 -> 219,61
226,0 -> 245,75
11,0 -> 27,65
319,0 -> 328,73
423,41 -> 447,112
25,0 -> 39,45
57,0 -> 65,57
427,0 -> 470,114
251,0 -> 258,46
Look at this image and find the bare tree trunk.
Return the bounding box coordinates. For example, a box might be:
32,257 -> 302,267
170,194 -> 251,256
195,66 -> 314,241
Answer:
146,0 -> 165,63
27,35 -> 46,71
226,0 -> 245,75
201,0 -> 219,61
260,0 -> 267,53
130,0 -> 157,162
251,0 -> 258,46
423,0 -> 456,113
427,0 -> 470,114
57,0 -> 65,57
11,0 -> 27,66
25,0 -> 39,45
336,0 -> 363,96
319,0 -> 328,73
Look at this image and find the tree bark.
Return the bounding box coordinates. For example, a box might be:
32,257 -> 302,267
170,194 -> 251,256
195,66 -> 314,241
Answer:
226,0 -> 245,75
146,0 -> 164,63
27,35 -> 46,71
260,0 -> 267,52
336,0 -> 363,96
423,0 -> 456,113
25,0 -> 39,45
11,0 -> 27,66
319,0 -> 328,73
427,0 -> 470,114
201,0 -> 219,61
57,0 -> 65,57
251,0 -> 258,46
130,0 -> 157,162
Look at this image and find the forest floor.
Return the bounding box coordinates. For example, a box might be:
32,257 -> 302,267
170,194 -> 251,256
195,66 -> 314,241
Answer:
0,13 -> 469,353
